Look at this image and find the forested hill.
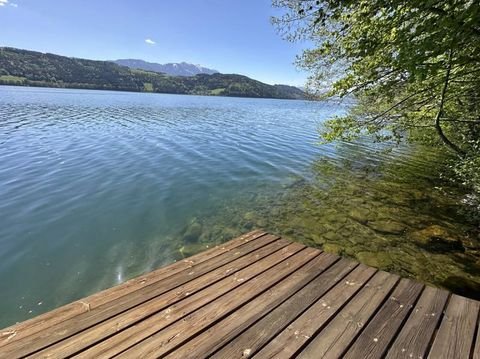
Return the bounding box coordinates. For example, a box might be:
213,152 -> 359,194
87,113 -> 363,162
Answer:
0,48 -> 305,99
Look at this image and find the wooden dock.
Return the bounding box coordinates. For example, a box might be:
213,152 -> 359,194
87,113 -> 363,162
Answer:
1,230 -> 479,358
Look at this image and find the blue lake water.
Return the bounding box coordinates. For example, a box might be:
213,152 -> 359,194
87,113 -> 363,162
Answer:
0,86 -> 478,327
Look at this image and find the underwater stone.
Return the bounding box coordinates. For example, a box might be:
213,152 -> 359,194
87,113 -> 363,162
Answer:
411,189 -> 430,201
374,206 -> 404,220
338,226 -> 354,238
344,246 -> 357,256
403,215 -> 431,227
310,233 -> 325,245
243,212 -> 255,221
349,198 -> 367,206
322,243 -> 343,255
220,227 -> 238,241
409,225 -> 465,252
390,194 -> 411,206
367,220 -> 406,235
356,251 -> 393,269
321,210 -> 346,221
182,220 -> 203,243
318,220 -> 345,234
179,243 -> 208,258
348,208 -> 371,224
255,219 -> 267,228
441,276 -> 480,300
322,231 -> 343,242
243,221 -> 254,230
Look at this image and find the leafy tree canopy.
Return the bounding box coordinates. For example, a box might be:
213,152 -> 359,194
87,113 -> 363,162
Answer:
273,0 -> 480,192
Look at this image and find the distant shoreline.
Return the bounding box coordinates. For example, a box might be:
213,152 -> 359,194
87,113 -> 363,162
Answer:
0,83 -> 310,101
0,47 -> 306,100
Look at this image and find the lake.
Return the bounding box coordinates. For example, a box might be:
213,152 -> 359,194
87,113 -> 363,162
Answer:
0,85 -> 478,328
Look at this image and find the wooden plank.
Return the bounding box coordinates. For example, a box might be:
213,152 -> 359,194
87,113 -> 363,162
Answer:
343,278 -> 424,359
31,238 -> 293,358
0,229 -> 266,349
3,230 -> 480,359
116,247 -> 322,358
0,231 -> 275,358
428,294 -> 480,359
205,258 -> 357,359
74,242 -> 308,358
297,271 -> 399,359
385,286 -> 449,359
255,264 -> 377,359
474,313 -> 480,359
167,254 -> 349,358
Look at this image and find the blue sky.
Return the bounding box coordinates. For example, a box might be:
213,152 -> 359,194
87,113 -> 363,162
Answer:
0,0 -> 310,85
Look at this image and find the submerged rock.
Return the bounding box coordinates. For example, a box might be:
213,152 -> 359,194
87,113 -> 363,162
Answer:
309,233 -> 325,245
255,219 -> 267,228
243,211 -> 255,221
390,193 -> 411,206
179,243 -> 208,258
322,231 -> 343,242
182,218 -> 203,243
322,243 -> 343,255
441,276 -> 480,300
356,251 -> 393,269
410,189 -> 430,202
243,221 -> 254,230
409,225 -> 465,252
367,220 -> 406,235
348,208 -> 371,224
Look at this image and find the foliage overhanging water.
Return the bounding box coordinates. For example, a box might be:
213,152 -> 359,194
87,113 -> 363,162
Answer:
0,86 -> 478,328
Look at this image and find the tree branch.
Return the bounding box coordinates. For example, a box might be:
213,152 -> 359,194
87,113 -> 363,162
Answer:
363,87 -> 431,124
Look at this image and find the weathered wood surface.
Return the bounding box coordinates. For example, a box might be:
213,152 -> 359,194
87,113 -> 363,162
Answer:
0,230 -> 478,358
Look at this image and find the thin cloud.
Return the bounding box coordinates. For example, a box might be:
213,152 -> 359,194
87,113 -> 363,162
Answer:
145,38 -> 156,45
0,1 -> 17,7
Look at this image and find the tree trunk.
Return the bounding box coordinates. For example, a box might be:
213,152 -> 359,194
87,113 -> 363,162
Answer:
434,49 -> 467,157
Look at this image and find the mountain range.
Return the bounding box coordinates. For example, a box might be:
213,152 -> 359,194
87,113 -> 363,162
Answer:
0,47 -> 305,100
114,59 -> 218,77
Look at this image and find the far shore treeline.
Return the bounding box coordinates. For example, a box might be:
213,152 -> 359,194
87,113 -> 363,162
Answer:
0,47 -> 305,100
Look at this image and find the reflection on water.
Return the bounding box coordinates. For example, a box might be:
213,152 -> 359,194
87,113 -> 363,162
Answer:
0,86 -> 478,328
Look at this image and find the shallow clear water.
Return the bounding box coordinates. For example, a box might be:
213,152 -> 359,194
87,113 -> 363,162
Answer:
0,86 -> 478,328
